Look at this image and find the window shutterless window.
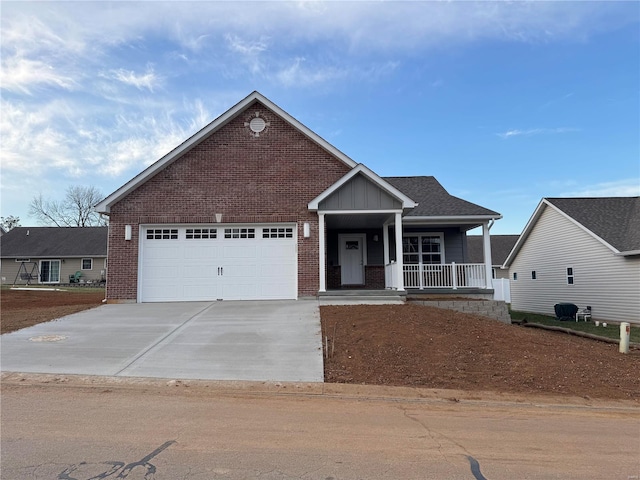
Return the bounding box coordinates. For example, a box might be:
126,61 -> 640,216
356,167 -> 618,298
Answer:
82,258 -> 93,270
567,267 -> 574,285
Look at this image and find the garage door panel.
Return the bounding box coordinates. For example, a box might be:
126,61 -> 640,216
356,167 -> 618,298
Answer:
140,224 -> 296,302
183,245 -> 220,260
260,244 -> 293,258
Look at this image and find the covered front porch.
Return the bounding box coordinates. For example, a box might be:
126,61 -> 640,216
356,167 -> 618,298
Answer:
307,165 -> 499,298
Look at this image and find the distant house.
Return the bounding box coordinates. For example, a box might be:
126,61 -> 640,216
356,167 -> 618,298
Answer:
467,234 -> 519,279
0,227 -> 108,285
503,197 -> 640,324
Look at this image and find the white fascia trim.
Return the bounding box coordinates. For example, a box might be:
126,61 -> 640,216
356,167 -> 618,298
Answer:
319,209 -> 403,215
95,91 -> 358,214
308,164 -> 418,211
402,215 -> 502,224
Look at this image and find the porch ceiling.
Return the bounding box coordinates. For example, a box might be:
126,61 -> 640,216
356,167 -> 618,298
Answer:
325,213 -> 394,229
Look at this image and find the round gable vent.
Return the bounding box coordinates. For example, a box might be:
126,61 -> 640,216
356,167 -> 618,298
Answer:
244,112 -> 270,137
249,117 -> 266,133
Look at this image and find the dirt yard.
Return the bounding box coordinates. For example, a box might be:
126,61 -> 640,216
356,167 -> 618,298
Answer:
2,290 -> 639,401
1,288 -> 105,334
321,304 -> 640,401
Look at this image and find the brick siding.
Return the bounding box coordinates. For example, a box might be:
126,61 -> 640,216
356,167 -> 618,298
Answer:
106,100 -> 351,301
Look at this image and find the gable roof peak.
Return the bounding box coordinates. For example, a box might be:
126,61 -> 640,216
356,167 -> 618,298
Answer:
95,92 -> 357,214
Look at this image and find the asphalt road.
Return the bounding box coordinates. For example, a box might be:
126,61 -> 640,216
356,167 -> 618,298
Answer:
1,375 -> 639,480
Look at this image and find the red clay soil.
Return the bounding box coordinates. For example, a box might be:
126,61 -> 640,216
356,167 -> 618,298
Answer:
321,304 -> 640,401
1,289 -> 105,334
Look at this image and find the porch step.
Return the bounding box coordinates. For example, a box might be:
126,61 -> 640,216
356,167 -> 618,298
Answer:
408,299 -> 512,324
319,290 -> 406,305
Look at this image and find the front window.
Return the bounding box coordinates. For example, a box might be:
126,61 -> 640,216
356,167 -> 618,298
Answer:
403,235 -> 444,265
40,260 -> 61,283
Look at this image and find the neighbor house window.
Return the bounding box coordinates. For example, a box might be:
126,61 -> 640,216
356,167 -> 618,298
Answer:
567,267 -> 574,285
82,258 -> 93,270
513,272 -> 518,281
40,260 -> 61,283
531,271 -> 536,280
15,258 -> 30,263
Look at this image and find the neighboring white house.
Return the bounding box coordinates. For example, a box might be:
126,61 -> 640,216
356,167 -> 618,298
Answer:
503,197 -> 640,324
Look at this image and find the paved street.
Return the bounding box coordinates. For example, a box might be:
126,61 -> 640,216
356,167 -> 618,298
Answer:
2,374 -> 639,480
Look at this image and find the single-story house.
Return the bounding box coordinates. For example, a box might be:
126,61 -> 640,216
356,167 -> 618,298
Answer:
0,227 -> 108,285
95,91 -> 502,303
503,197 -> 640,324
467,234 -> 519,280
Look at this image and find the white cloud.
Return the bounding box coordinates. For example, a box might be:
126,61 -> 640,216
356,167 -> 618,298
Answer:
0,97 -> 210,178
497,127 -> 579,139
106,66 -> 163,92
225,34 -> 269,75
567,179 -> 640,197
1,56 -> 78,94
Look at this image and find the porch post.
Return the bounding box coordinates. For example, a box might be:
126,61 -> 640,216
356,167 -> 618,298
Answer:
318,213 -> 326,293
383,222 -> 390,265
482,221 -> 493,289
394,212 -> 405,291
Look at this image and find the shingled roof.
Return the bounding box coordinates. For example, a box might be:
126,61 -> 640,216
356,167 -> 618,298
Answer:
384,176 -> 501,218
0,227 -> 108,258
467,234 -> 520,265
546,197 -> 640,253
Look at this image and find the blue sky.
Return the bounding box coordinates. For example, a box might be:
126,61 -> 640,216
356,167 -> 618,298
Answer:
1,2 -> 639,235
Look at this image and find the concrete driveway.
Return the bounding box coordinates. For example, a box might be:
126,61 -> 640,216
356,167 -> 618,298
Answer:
0,300 -> 324,382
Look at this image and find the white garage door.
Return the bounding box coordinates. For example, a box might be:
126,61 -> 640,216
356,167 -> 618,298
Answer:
139,224 -> 297,302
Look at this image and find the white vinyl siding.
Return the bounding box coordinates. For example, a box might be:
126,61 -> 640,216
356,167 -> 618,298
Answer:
510,206 -> 640,324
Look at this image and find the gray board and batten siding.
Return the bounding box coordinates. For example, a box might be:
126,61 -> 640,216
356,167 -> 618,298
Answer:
318,173 -> 403,211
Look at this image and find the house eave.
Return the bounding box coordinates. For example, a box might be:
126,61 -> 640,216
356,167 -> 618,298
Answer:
402,215 -> 502,225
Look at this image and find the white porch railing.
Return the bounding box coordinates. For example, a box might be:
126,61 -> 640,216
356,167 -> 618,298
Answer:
403,263 -> 487,289
385,262 -> 399,289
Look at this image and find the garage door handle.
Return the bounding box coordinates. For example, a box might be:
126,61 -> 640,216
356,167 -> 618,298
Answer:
218,267 -> 223,276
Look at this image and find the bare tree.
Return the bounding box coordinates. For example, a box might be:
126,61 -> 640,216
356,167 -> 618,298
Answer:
30,186 -> 107,227
0,215 -> 21,231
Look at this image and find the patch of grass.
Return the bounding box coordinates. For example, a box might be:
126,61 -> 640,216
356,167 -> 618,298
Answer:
510,309 -> 640,344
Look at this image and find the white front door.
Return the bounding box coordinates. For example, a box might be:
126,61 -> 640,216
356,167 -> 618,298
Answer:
340,235 -> 365,285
